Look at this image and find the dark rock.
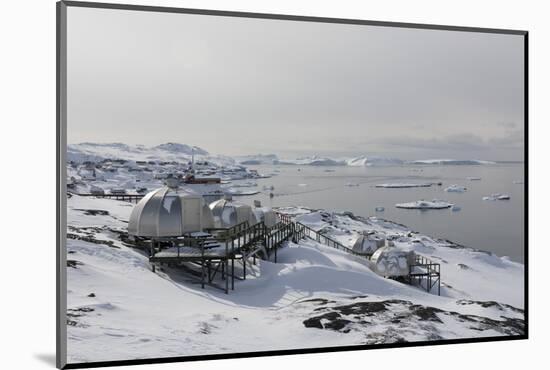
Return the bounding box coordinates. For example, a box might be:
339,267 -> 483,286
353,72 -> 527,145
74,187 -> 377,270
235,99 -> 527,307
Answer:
67,233 -> 119,249
333,301 -> 388,315
410,305 -> 443,322
67,260 -> 83,268
300,298 -> 335,306
74,209 -> 110,216
303,312 -> 341,329
324,319 -> 352,331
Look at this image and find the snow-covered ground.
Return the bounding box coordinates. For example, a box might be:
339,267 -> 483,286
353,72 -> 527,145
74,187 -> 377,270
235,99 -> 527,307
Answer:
66,194 -> 524,364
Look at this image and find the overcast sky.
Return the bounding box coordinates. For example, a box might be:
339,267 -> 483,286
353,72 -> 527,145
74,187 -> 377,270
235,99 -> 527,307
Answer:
67,7 -> 525,160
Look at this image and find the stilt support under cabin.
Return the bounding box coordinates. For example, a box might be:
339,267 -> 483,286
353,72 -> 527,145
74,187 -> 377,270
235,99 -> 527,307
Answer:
147,220 -> 295,294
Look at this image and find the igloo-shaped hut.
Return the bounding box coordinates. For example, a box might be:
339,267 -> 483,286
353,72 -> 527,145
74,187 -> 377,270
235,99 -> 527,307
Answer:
352,231 -> 385,255
209,195 -> 257,228
370,246 -> 416,277
251,200 -> 280,228
128,183 -> 214,237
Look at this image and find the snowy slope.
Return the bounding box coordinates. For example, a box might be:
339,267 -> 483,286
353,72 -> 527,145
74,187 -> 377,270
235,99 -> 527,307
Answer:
66,196 -> 524,364
279,207 -> 524,307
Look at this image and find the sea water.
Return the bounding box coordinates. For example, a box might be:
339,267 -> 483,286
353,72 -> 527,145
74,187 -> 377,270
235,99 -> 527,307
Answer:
240,163 -> 525,263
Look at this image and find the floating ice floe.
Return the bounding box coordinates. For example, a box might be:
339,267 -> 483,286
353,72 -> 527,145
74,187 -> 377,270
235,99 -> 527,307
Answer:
482,193 -> 511,201
224,188 -> 260,196
228,181 -> 258,188
375,183 -> 432,188
395,200 -> 453,209
467,177 -> 482,181
408,159 -> 496,165
298,183 -> 308,187
451,205 -> 462,212
345,183 -> 360,187
375,206 -> 385,212
346,155 -> 404,167
444,184 -> 467,193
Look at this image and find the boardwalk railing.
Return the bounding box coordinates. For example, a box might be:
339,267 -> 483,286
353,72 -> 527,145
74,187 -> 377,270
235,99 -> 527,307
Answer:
141,209 -> 441,295
408,255 -> 441,295
277,212 -> 373,259
148,219 -> 295,293
276,211 -> 441,296
75,193 -> 145,203
264,221 -> 295,263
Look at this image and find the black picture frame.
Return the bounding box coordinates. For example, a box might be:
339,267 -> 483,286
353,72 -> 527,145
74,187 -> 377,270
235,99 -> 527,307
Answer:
56,1 -> 529,369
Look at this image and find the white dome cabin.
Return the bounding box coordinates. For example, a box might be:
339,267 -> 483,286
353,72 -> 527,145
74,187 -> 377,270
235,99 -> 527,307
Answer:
209,194 -> 257,229
128,177 -> 214,237
251,200 -> 280,228
352,231 -> 385,255
370,246 -> 416,277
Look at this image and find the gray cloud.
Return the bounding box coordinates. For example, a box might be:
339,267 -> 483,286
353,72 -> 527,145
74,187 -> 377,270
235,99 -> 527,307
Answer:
379,133 -> 487,151
497,121 -> 518,129
488,129 -> 524,148
66,7 -> 525,161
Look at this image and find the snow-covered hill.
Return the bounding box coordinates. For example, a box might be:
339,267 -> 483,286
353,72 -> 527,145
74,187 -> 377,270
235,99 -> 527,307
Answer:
66,195 -> 524,363
153,142 -> 208,155
67,142 -> 230,166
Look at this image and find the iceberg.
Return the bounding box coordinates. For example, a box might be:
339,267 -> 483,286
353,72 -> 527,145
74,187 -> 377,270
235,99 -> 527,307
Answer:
376,183 -> 432,188
346,155 -> 404,167
396,200 -> 453,209
279,155 -> 346,166
226,181 -> 257,188
223,188 -> 260,196
235,154 -> 279,165
408,159 -> 496,165
483,193 -> 511,201
444,184 -> 467,193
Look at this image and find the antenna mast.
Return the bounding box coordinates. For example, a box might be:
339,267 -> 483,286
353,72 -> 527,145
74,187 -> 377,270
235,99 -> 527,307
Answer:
191,146 -> 195,174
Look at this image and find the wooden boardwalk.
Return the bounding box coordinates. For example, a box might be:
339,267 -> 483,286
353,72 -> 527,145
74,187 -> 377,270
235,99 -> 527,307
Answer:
146,221 -> 296,293
143,213 -> 440,295
82,192 -> 442,295
278,212 -> 441,295
74,193 -> 145,203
